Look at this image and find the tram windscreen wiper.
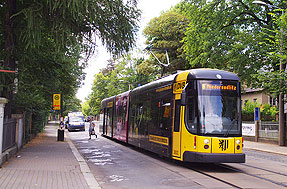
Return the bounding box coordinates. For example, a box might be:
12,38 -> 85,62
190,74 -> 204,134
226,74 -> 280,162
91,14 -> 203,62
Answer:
224,120 -> 236,137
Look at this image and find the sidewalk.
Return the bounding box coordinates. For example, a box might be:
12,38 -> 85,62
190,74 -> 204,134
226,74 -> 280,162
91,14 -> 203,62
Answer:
244,140 -> 287,156
0,122 -> 100,189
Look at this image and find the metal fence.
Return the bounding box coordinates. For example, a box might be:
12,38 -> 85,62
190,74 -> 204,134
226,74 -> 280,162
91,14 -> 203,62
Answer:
2,118 -> 16,152
242,121 -> 279,140
259,121 -> 279,139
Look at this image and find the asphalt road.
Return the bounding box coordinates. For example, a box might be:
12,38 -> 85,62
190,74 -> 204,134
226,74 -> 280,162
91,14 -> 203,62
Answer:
67,122 -> 287,189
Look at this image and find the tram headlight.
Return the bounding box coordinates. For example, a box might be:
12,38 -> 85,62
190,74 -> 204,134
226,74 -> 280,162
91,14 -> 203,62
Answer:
237,145 -> 240,150
204,139 -> 210,144
236,139 -> 241,145
204,145 -> 209,149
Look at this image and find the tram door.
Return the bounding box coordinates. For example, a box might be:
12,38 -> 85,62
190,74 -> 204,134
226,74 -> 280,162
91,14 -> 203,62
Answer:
172,100 -> 181,158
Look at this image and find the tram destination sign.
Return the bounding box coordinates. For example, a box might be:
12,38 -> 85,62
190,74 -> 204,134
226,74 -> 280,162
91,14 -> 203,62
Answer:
202,83 -> 237,91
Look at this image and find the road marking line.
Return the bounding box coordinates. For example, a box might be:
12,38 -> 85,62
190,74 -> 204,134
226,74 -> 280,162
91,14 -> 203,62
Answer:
66,132 -> 101,189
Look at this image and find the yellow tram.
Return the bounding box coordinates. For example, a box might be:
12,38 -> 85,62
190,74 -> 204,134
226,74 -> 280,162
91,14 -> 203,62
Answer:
101,69 -> 245,163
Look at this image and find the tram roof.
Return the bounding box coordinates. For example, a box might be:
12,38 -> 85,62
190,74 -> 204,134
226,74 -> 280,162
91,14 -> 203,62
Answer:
101,69 -> 240,104
131,68 -> 239,94
101,95 -> 115,107
188,69 -> 240,80
101,90 -> 131,107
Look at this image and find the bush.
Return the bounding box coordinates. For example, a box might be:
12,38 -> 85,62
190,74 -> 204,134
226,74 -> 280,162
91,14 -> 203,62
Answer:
242,100 -> 261,115
242,101 -> 278,121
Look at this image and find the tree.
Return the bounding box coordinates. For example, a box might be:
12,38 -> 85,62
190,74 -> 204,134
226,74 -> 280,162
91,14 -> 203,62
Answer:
82,100 -> 92,117
89,72 -> 110,116
12,0 -> 140,55
254,10 -> 287,96
88,53 -> 152,115
142,9 -> 189,76
64,96 -> 82,115
11,30 -> 84,134
180,0 -> 286,90
0,0 -> 140,136
1,0 -> 140,108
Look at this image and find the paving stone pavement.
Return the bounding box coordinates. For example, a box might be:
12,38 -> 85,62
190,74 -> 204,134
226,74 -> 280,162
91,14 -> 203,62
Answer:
0,122 -> 90,189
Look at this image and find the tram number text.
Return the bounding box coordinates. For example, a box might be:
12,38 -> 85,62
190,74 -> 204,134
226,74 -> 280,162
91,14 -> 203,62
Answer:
173,81 -> 186,93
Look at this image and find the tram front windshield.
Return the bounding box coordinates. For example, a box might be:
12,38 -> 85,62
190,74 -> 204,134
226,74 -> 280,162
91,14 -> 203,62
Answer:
186,80 -> 241,136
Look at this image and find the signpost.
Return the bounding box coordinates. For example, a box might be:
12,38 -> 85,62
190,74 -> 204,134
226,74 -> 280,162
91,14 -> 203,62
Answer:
53,94 -> 64,141
254,107 -> 260,142
53,94 -> 61,110
254,107 -> 260,121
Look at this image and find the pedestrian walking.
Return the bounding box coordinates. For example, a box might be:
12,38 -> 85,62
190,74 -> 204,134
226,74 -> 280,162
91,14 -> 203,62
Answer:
89,117 -> 97,139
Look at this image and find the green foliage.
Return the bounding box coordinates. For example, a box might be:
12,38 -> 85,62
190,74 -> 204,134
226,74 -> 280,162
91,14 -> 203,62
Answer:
13,29 -> 84,119
254,71 -> 287,96
242,100 -> 278,121
252,11 -> 287,96
14,0 -> 140,55
261,103 -> 279,117
88,53 -> 152,115
177,0 -> 287,95
63,96 -> 82,116
82,100 -> 91,116
142,9 -> 188,76
89,72 -> 109,115
0,0 -> 140,137
242,100 -> 261,115
181,0 -> 268,84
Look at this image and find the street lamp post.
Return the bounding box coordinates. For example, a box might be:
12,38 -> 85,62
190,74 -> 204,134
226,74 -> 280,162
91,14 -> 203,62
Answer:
252,1 -> 286,146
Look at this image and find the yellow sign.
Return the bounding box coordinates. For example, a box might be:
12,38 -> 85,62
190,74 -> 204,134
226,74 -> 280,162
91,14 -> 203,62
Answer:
173,81 -> 186,94
53,94 -> 61,110
202,84 -> 236,91
163,106 -> 171,118
107,101 -> 113,108
156,85 -> 172,92
149,134 -> 169,146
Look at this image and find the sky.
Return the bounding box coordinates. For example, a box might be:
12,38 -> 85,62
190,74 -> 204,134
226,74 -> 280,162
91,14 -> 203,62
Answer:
76,0 -> 182,102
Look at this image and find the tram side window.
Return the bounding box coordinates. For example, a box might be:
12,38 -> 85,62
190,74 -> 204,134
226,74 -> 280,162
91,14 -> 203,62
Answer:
115,103 -> 121,125
150,99 -> 159,132
104,109 -> 108,126
129,103 -> 137,136
122,103 -> 126,125
107,108 -> 113,127
104,107 -> 112,134
137,104 -> 143,124
186,97 -> 197,134
159,99 -> 171,131
136,103 -> 145,135
132,103 -> 143,129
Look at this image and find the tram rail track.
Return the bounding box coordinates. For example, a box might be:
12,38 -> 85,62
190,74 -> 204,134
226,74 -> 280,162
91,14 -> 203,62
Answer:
184,165 -> 243,188
219,164 -> 287,188
140,148 -> 287,188
181,162 -> 287,188
234,163 -> 287,177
